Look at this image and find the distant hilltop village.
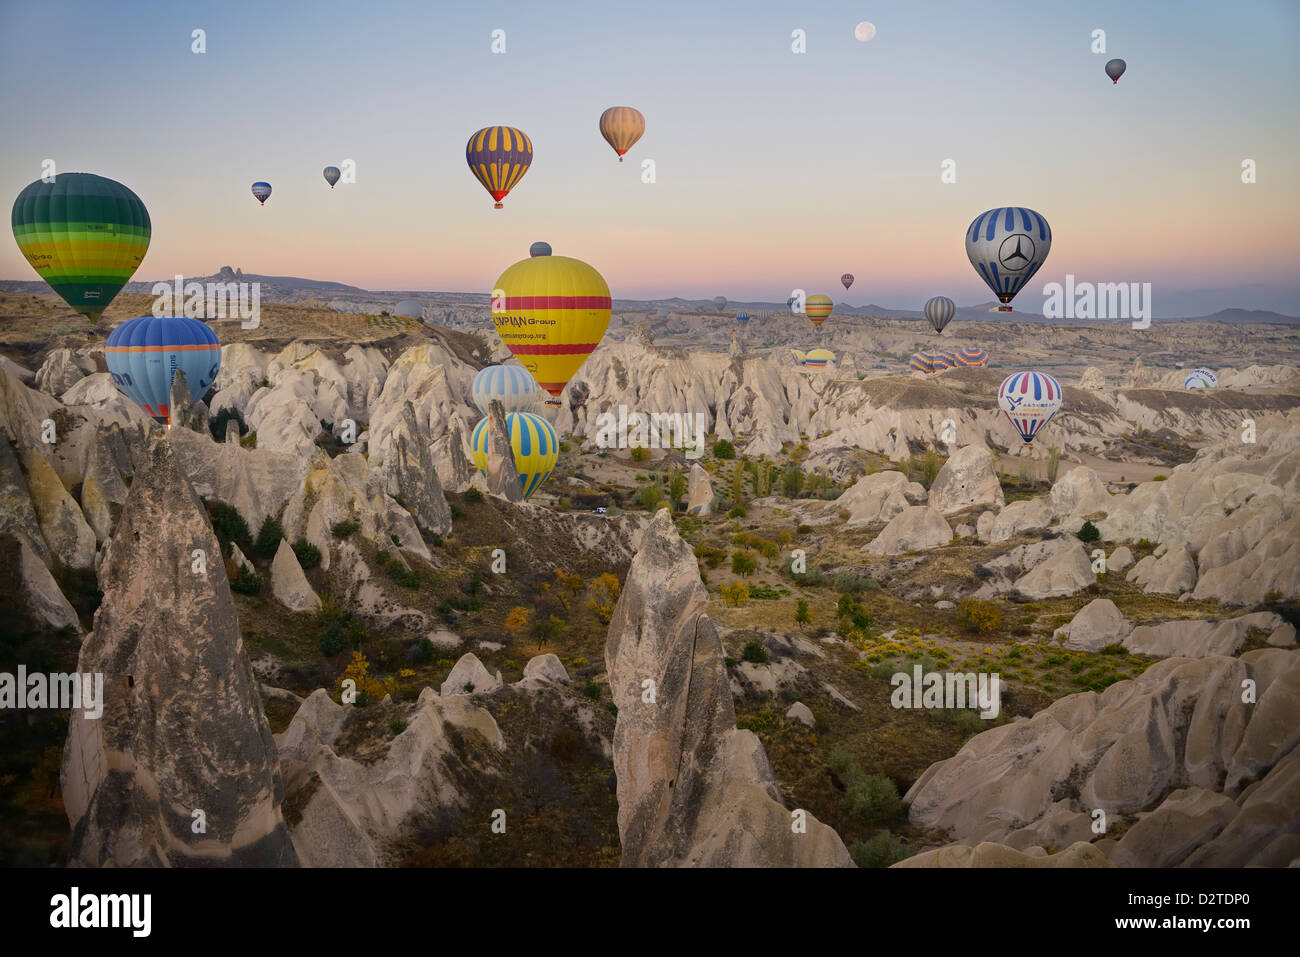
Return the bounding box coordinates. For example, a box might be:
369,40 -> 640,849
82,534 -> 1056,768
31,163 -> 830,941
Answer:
216,266 -> 244,282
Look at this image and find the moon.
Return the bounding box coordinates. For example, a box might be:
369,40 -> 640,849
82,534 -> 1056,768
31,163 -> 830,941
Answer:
854,21 -> 876,43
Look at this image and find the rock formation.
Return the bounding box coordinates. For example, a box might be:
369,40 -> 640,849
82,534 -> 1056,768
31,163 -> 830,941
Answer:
605,509 -> 853,867
61,439 -> 297,866
484,400 -> 524,502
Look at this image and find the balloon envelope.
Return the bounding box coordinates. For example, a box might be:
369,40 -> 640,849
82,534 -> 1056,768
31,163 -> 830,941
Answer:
966,207 -> 1052,308
105,315 -> 221,423
909,352 -> 937,374
466,126 -> 533,209
735,312 -> 751,323
998,371 -> 1063,444
599,106 -> 645,162
471,364 -> 543,415
954,346 -> 989,367
394,300 -> 423,319
323,166 -> 341,187
924,295 -> 956,334
931,350 -> 959,371
529,241 -> 551,257
491,247 -> 611,397
841,273 -> 854,290
712,296 -> 727,312
1184,368 -> 1217,389
1105,59 -> 1127,83
470,411 -> 558,500
251,182 -> 272,204
803,349 -> 835,369
11,172 -> 151,322
804,294 -> 834,325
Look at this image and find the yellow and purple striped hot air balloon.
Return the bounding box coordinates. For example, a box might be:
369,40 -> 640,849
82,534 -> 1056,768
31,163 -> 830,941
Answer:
466,126 -> 533,209
909,352 -> 937,374
599,106 -> 645,162
953,346 -> 989,367
491,246 -> 611,398
805,294 -> 834,326
931,350 -> 959,371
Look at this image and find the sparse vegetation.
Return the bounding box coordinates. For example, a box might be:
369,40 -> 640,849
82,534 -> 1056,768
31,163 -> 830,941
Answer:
1077,520 -> 1101,543
956,599 -> 1002,635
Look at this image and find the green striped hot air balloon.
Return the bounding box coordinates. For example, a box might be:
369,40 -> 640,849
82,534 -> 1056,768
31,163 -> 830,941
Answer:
11,173 -> 151,322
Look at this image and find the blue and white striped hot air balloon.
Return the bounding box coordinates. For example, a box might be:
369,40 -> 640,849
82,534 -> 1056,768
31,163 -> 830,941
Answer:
998,371 -> 1063,444
251,181 -> 272,205
470,411 -> 558,500
1184,368 -> 1217,389
924,295 -> 956,334
966,207 -> 1052,311
471,364 -> 543,415
105,315 -> 222,423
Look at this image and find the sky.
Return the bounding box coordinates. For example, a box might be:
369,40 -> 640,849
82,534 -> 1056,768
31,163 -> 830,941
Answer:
2,0 -> 1298,316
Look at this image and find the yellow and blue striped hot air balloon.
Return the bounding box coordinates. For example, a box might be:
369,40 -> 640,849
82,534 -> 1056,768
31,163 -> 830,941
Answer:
466,126 -> 533,209
492,246 -> 611,398
804,294 -> 834,326
803,348 -> 835,369
470,411 -> 558,500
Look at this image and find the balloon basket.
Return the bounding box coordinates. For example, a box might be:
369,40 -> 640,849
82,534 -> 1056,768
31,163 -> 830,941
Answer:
493,202 -> 503,209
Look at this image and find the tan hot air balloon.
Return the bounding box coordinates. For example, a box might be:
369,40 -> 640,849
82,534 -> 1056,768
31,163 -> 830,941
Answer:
599,106 -> 645,162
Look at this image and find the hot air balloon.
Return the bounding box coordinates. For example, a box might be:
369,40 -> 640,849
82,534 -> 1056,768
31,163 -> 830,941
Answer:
803,349 -> 835,369
735,312 -> 751,324
805,295 -> 834,326
998,371 -> 1063,444
598,106 -> 645,162
470,411 -> 558,500
394,300 -> 423,319
11,173 -> 151,322
931,350 -> 959,371
251,182 -> 272,205
1105,59 -> 1127,84
954,346 -> 989,367
841,274 -> 855,291
491,245 -> 611,398
713,296 -> 727,313
323,166 -> 341,188
787,296 -> 800,315
471,364 -> 543,415
1184,369 -> 1218,389
791,349 -> 807,366
466,126 -> 533,209
909,352 -> 937,374
924,295 -> 956,334
529,241 -> 552,257
105,315 -> 221,423
966,207 -> 1051,311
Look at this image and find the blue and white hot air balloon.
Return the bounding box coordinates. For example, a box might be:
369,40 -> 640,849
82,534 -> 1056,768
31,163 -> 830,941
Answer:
1184,368 -> 1218,389
529,241 -> 552,257
966,207 -> 1052,311
924,295 -> 956,334
251,181 -> 272,205
105,315 -> 222,423
471,364 -> 543,415
998,371 -> 1063,444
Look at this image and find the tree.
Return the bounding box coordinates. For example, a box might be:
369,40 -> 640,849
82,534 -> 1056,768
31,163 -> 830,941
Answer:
639,481 -> 665,511
668,468 -> 687,507
781,463 -> 804,498
1077,520 -> 1101,543
505,606 -> 531,641
720,581 -> 749,606
712,439 -> 735,460
552,568 -> 583,609
731,550 -> 757,576
630,445 -> 650,461
731,460 -> 745,508
254,515 -> 284,558
586,573 -> 621,624
533,613 -> 566,650
795,599 -> 811,631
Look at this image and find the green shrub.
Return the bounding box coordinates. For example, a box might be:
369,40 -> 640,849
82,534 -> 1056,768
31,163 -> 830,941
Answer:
731,550 -> 758,576
736,709 -> 774,733
740,639 -> 769,664
843,771 -> 904,825
748,585 -> 781,599
389,718 -> 408,736
387,563 -> 420,588
849,831 -> 913,868
582,679 -> 602,700
449,504 -> 465,520
727,504 -> 748,518
292,538 -> 321,570
209,502 -> 251,554
463,487 -> 484,504
230,567 -> 262,595
712,439 -> 735,459
1077,520 -> 1101,543
254,515 -> 284,558
330,520 -> 358,538
629,446 -> 650,461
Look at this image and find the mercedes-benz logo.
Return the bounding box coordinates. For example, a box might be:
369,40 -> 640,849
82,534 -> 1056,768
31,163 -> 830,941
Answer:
997,234 -> 1036,272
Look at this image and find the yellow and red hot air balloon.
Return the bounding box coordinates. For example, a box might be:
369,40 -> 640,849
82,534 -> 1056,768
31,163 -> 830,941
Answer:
804,294 -> 834,327
598,107 -> 645,162
492,246 -> 611,398
466,126 -> 533,209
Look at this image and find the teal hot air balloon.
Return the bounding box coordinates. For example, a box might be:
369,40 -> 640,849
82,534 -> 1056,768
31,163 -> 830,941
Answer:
251,182 -> 272,205
105,315 -> 222,423
11,172 -> 151,322
323,166 -> 341,188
